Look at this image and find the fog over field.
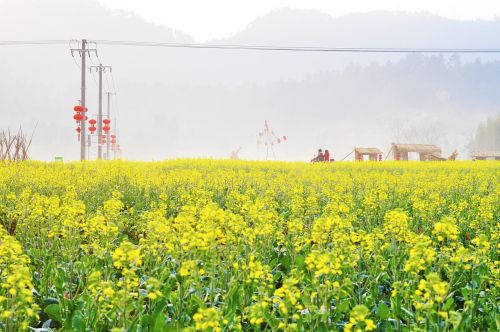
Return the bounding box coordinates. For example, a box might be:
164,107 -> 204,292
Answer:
1,0 -> 500,161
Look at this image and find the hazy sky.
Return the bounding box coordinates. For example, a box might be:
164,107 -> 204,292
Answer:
96,0 -> 500,41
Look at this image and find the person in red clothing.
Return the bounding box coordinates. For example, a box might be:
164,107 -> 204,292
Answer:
311,149 -> 324,162
324,149 -> 330,162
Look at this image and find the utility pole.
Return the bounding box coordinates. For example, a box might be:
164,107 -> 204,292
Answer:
87,134 -> 91,160
105,92 -> 115,160
71,39 -> 97,161
90,64 -> 112,159
80,40 -> 87,161
113,116 -> 117,160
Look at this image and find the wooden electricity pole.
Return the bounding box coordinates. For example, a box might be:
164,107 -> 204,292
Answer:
80,40 -> 87,161
90,64 -> 112,159
105,92 -> 115,160
71,39 -> 97,161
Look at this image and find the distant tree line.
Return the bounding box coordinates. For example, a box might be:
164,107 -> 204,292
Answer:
469,114 -> 500,151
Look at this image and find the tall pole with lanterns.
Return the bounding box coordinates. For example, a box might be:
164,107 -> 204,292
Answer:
71,39 -> 96,161
80,39 -> 87,161
105,92 -> 114,160
71,40 -> 120,161
90,64 -> 112,160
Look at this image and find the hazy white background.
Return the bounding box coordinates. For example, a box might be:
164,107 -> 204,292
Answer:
96,0 -> 500,41
1,0 -> 500,161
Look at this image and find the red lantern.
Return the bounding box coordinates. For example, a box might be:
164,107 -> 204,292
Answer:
111,139 -> 117,144
73,113 -> 83,121
111,134 -> 116,139
76,127 -> 81,133
74,105 -> 83,112
103,119 -> 111,125
89,126 -> 96,133
89,119 -> 96,125
103,125 -> 111,132
101,139 -> 106,144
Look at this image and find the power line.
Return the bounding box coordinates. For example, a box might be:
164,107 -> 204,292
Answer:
109,70 -> 117,94
89,68 -> 99,88
88,55 -> 100,88
88,53 -> 99,67
69,41 -> 81,70
104,71 -> 112,94
94,40 -> 500,53
111,91 -> 118,119
3,39 -> 500,53
0,40 -> 69,46
95,49 -> 116,94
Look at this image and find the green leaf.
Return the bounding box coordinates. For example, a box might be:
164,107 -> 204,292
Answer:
44,303 -> 62,322
264,311 -> 279,330
191,295 -> 205,309
55,267 -> 66,290
377,302 -> 390,319
295,254 -> 305,268
42,297 -> 60,306
401,307 -> 414,319
391,296 -> 402,318
226,284 -> 241,308
443,297 -> 454,311
338,301 -> 350,313
71,313 -> 85,331
153,312 -> 167,331
281,255 -> 291,271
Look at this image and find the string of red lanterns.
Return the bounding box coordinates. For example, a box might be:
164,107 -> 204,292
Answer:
73,105 -> 87,141
103,118 -> 111,133
88,119 -> 97,134
72,105 -> 120,157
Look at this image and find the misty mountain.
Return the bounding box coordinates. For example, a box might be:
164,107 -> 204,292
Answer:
3,1 -> 500,84
0,0 -> 191,42
227,8 -> 500,48
213,8 -> 500,80
1,0 -> 499,161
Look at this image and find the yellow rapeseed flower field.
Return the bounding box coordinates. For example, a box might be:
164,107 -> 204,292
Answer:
0,160 -> 498,331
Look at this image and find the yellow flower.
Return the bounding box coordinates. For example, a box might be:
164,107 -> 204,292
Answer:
365,319 -> 376,331
179,260 -> 197,277
412,273 -> 449,311
345,305 -> 375,332
0,227 -> 39,328
432,217 -> 459,243
383,209 -> 410,241
103,287 -> 115,297
305,250 -> 344,277
112,240 -> 142,269
404,235 -> 436,274
192,307 -> 223,331
0,158 -> 497,331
